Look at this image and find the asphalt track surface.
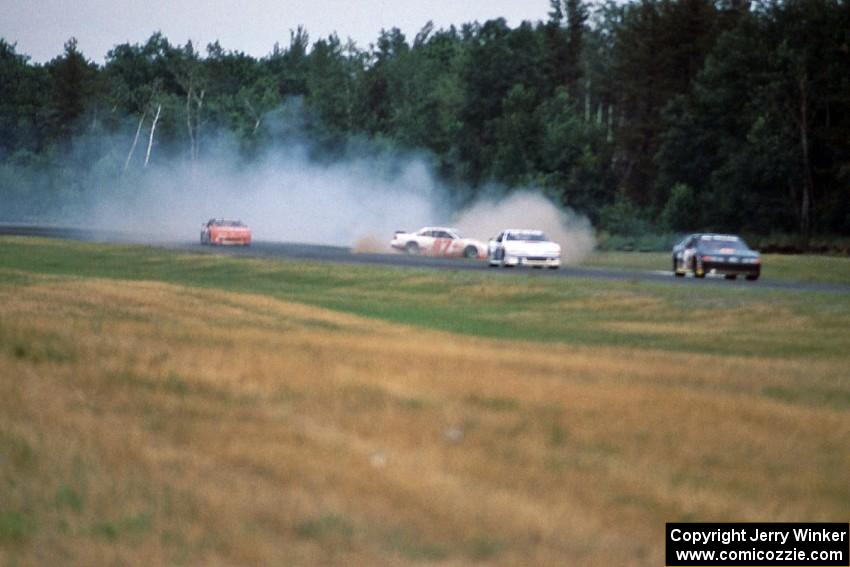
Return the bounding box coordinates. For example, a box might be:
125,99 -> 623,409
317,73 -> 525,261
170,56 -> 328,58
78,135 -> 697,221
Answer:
2,223 -> 848,294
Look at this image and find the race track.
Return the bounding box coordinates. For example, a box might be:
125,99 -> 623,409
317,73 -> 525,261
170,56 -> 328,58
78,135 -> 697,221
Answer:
2,223 -> 848,293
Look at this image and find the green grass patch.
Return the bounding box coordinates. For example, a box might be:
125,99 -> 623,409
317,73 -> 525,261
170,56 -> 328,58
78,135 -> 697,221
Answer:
383,528 -> 450,561
295,513 -> 354,545
0,510 -> 36,543
762,386 -> 850,411
54,485 -> 85,514
759,254 -> 850,285
0,430 -> 37,471
91,513 -> 152,541
0,325 -> 76,364
465,394 -> 520,412
469,536 -> 503,560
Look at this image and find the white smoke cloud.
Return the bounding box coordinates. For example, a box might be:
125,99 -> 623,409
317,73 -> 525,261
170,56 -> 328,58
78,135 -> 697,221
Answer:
90,142 -> 444,246
453,192 -> 595,264
12,103 -> 595,264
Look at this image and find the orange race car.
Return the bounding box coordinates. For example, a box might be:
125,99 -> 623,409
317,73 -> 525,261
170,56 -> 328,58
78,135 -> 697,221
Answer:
200,219 -> 252,246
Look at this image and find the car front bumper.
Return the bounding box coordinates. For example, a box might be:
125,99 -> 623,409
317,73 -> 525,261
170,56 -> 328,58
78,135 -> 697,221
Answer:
702,261 -> 759,276
503,255 -> 561,268
214,237 -> 251,245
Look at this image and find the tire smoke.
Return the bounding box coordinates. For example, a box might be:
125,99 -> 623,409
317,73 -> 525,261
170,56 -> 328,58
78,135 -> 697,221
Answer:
453,192 -> 595,264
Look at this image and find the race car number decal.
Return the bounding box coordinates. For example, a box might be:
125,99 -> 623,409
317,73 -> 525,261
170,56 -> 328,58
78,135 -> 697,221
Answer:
431,239 -> 452,255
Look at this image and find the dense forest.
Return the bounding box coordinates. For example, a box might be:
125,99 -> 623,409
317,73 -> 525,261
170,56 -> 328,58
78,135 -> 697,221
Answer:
1,0 -> 849,243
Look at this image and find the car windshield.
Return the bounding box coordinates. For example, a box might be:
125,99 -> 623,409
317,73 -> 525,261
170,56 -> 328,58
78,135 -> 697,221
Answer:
699,237 -> 748,252
216,220 -> 245,227
507,231 -> 547,241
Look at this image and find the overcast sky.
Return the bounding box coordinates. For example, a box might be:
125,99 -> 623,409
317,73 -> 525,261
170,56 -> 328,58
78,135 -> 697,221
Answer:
1,0 -> 552,63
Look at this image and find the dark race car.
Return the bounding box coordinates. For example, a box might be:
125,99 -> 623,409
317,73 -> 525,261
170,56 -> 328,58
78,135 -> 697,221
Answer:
672,234 -> 761,280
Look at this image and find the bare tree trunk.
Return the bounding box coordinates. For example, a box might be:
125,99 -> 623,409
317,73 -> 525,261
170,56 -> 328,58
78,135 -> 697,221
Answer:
124,111 -> 147,173
620,156 -> 635,195
195,90 -> 205,160
186,89 -> 195,162
144,104 -> 161,168
185,86 -> 206,161
243,97 -> 262,135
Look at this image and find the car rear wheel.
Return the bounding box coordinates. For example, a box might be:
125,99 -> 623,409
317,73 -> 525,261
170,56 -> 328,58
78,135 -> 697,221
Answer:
463,245 -> 478,259
724,274 -> 737,280
746,274 -> 759,281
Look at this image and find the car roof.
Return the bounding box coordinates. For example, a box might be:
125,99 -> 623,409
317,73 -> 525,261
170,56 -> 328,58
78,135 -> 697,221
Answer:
697,233 -> 741,241
420,226 -> 459,233
504,229 -> 545,234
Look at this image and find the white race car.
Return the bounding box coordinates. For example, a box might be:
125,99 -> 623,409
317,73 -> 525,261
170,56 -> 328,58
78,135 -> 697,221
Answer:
390,227 -> 487,259
488,229 -> 561,269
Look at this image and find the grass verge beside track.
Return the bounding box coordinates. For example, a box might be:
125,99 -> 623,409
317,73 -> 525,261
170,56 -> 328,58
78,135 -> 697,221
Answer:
582,250 -> 850,285
1,237 -> 849,565
2,237 -> 849,357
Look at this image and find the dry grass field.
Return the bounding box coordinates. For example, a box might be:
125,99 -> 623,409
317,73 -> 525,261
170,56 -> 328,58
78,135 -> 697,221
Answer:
1,239 -> 849,566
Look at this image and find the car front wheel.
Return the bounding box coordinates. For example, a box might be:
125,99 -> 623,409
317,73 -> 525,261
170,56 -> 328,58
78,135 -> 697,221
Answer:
692,258 -> 705,278
405,242 -> 419,255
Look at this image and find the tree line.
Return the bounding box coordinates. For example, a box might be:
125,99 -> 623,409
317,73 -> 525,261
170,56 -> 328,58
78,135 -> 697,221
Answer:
1,0 -> 848,239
